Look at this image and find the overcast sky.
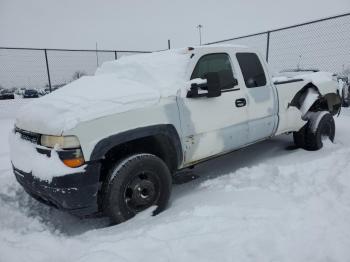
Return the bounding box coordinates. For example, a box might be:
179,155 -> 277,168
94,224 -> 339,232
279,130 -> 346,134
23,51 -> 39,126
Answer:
0,0 -> 349,51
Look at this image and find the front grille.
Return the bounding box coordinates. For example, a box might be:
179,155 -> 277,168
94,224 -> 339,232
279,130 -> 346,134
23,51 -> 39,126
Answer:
15,127 -> 40,144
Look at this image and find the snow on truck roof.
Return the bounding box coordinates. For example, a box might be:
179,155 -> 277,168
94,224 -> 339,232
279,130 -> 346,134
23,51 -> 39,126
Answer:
96,49 -> 191,88
96,44 -> 250,78
96,45 -> 251,88
189,44 -> 250,50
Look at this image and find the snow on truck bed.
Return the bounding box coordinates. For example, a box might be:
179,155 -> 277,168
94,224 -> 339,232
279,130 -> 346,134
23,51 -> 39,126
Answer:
1,99 -> 350,262
15,50 -> 190,134
272,71 -> 334,85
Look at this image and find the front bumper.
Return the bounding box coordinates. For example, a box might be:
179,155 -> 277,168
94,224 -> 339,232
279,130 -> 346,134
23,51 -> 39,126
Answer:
13,163 -> 101,217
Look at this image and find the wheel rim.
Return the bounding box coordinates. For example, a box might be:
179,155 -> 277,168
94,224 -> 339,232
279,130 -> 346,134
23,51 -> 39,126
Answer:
124,171 -> 161,213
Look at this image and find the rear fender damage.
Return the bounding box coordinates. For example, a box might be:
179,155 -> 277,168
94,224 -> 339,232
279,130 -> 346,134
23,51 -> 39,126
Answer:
281,83 -> 341,134
290,83 -> 341,119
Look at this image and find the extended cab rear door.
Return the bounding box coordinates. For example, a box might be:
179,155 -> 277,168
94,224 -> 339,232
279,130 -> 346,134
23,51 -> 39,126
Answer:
178,51 -> 249,165
235,52 -> 278,142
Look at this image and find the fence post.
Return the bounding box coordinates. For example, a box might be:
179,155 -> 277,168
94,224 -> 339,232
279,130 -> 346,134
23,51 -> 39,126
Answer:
266,31 -> 270,63
114,51 -> 117,60
44,49 -> 52,92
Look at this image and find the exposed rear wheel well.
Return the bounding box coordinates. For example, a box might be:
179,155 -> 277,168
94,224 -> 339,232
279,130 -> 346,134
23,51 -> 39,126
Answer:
290,83 -> 341,115
290,83 -> 320,109
308,93 -> 341,115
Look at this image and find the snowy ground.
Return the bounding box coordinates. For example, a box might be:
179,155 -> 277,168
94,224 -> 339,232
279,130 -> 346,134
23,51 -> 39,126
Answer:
1,99 -> 350,262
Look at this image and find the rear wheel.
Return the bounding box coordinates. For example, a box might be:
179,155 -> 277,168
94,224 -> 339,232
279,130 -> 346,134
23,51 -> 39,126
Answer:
293,112 -> 335,151
103,153 -> 172,224
293,124 -> 307,148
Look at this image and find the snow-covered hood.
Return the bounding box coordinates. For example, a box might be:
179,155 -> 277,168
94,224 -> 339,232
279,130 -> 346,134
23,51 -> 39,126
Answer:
15,50 -> 191,135
15,75 -> 161,135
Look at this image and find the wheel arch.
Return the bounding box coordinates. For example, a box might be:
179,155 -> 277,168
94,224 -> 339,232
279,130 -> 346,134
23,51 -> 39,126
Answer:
90,124 -> 183,179
289,82 -> 320,109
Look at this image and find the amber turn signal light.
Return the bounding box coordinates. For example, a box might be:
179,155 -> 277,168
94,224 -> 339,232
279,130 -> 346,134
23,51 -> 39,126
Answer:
63,157 -> 85,168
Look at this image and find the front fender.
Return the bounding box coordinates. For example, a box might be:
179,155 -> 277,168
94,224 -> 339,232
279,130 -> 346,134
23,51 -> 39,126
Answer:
89,124 -> 183,168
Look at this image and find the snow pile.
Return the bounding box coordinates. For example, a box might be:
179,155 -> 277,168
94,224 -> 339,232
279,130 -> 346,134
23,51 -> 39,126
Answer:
15,50 -> 190,134
9,132 -> 85,182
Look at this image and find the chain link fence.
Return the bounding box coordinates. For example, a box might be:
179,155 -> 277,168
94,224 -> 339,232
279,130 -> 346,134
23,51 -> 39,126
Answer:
1,13 -> 349,97
0,48 -> 149,94
207,12 -> 350,76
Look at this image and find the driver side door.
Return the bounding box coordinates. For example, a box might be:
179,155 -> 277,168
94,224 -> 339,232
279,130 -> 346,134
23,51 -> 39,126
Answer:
178,52 -> 249,165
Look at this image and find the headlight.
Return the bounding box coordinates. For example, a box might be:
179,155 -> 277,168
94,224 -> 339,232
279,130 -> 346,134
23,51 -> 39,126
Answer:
40,135 -> 80,149
40,135 -> 85,168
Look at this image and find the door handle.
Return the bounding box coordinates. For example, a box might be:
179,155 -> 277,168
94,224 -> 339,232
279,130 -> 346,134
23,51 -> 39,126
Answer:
235,98 -> 246,107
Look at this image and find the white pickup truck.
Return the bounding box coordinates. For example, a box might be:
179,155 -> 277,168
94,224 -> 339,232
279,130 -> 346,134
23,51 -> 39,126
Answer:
10,45 -> 341,224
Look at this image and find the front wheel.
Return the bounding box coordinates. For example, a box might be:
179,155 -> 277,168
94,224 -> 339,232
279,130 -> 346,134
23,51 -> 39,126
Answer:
102,153 -> 172,224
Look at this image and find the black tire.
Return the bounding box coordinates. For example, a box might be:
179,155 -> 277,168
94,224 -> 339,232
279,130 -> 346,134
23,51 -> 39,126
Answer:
103,153 -> 172,224
294,112 -> 335,151
293,124 -> 307,148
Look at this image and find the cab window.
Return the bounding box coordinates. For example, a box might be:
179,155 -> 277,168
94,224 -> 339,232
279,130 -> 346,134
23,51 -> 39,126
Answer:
236,52 -> 267,88
191,53 -> 235,90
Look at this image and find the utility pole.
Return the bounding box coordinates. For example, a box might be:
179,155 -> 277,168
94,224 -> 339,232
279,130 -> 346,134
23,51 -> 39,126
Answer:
197,24 -> 203,45
95,42 -> 99,67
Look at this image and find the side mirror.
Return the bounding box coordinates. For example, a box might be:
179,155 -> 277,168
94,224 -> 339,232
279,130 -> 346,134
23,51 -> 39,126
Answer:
186,79 -> 208,98
206,72 -> 221,98
186,73 -> 222,98
187,84 -> 201,98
